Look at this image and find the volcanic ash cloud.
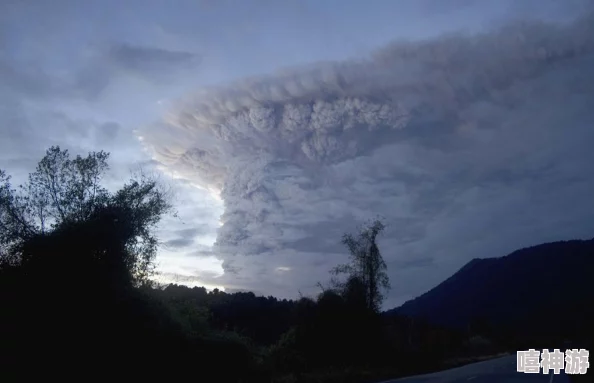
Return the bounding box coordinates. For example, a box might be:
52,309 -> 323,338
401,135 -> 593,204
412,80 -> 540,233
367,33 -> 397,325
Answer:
142,14 -> 594,298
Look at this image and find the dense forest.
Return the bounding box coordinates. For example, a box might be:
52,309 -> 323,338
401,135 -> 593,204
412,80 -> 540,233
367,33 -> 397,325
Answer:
1,147 -> 591,382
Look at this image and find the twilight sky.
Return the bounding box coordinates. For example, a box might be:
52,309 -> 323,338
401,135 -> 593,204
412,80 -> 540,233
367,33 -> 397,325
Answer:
1,0 -> 593,309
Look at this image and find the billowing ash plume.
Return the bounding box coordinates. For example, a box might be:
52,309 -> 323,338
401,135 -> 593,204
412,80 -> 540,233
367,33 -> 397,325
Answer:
143,13 -> 594,301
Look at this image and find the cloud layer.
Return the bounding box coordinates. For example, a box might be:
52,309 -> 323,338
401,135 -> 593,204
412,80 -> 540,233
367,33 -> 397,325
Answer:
145,13 -> 594,307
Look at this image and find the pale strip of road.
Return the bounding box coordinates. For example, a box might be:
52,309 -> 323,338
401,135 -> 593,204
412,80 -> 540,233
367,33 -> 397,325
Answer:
378,355 -> 571,383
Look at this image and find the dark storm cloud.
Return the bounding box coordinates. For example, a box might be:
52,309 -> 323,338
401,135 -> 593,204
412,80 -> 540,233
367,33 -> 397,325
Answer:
107,43 -> 201,80
165,238 -> 195,248
164,225 -> 218,250
69,44 -> 202,100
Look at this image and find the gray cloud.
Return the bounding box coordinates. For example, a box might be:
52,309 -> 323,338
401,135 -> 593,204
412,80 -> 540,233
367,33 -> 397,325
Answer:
189,247 -> 215,258
0,45 -> 201,103
94,122 -> 121,145
0,97 -> 157,198
155,270 -> 223,287
107,43 -> 201,79
0,59 -> 59,98
144,13 -> 594,307
176,228 -> 202,238
164,226 -> 218,250
0,55 -> 94,101
0,0 -> 231,299
165,238 -> 195,248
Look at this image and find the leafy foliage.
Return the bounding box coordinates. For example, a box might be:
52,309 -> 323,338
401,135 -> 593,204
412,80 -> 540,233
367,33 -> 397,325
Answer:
2,146 -> 589,382
331,219 -> 390,312
0,147 -> 260,381
0,146 -> 172,283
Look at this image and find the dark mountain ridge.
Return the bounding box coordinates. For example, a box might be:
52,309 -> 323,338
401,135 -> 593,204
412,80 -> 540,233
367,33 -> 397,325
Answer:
385,238 -> 594,347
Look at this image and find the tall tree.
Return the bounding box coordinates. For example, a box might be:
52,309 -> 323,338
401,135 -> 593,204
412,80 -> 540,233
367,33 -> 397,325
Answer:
331,219 -> 390,312
0,146 -> 173,283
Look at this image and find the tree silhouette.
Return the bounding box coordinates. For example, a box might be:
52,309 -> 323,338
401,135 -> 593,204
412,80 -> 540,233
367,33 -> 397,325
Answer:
331,219 -> 390,312
0,146 -> 173,283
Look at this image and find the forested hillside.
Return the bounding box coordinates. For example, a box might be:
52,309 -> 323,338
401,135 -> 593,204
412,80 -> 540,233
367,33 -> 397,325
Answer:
1,147 -> 591,382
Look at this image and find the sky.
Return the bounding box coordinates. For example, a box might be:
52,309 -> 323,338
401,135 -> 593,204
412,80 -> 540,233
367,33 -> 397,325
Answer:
1,0 -> 594,309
